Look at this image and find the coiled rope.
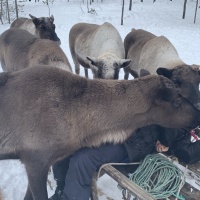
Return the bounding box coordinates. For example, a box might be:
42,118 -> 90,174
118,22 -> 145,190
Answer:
128,154 -> 185,199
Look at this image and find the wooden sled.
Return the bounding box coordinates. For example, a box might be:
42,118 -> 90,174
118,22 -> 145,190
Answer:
91,154 -> 200,200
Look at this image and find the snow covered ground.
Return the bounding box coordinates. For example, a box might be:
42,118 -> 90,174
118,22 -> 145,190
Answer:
0,0 -> 200,199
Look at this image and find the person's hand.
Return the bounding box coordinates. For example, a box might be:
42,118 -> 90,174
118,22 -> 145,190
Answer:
156,140 -> 169,153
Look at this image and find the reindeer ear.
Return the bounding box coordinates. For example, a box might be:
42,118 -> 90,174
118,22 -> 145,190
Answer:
191,64 -> 200,70
155,85 -> 182,109
155,88 -> 173,103
32,17 -> 40,26
156,67 -> 173,79
50,15 -> 54,22
29,14 -> 40,26
86,56 -> 98,66
191,64 -> 200,75
140,69 -> 150,77
119,59 -> 131,68
29,14 -> 36,19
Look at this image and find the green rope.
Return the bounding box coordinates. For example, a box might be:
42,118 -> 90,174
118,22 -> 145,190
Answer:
128,154 -> 185,200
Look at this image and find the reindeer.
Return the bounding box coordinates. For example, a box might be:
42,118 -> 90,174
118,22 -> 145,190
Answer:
69,22 -> 131,79
0,66 -> 200,200
0,28 -> 72,72
11,14 -> 61,45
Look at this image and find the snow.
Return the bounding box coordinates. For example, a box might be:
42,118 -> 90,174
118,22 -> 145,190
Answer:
0,0 -> 200,199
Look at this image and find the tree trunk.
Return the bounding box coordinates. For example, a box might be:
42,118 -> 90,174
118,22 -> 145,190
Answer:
129,0 -> 132,11
6,0 -> 10,24
121,0 -> 124,25
194,0 -> 198,23
0,0 -> 3,24
15,0 -> 18,19
87,0 -> 90,12
182,0 -> 187,19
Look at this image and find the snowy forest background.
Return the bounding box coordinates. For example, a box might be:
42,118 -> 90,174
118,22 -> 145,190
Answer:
0,0 -> 200,199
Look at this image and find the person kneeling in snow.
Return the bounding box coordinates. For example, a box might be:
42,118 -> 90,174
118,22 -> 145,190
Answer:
49,124 -> 200,200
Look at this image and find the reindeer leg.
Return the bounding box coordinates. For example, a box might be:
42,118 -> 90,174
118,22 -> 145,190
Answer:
84,68 -> 89,78
124,67 -> 129,80
23,160 -> 49,200
124,66 -> 139,80
24,185 -> 33,200
75,63 -> 80,75
129,69 -> 139,79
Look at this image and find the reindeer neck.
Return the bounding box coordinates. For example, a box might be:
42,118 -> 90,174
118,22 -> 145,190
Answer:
69,76 -> 156,146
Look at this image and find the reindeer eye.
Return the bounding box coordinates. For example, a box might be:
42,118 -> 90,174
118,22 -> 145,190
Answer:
113,63 -> 119,68
97,62 -> 103,68
173,79 -> 181,88
174,98 -> 182,108
165,82 -> 174,88
40,26 -> 46,31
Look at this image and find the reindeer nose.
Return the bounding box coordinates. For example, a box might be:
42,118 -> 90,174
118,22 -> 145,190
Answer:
174,97 -> 182,108
194,102 -> 200,111
56,40 -> 61,46
191,97 -> 200,110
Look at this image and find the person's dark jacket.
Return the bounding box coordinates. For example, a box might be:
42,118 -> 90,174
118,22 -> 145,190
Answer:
124,124 -> 200,164
124,125 -> 159,162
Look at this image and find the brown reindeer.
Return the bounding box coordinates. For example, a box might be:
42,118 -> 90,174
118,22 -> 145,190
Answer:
0,66 -> 200,200
69,22 -> 131,79
0,28 -> 72,73
124,28 -> 200,109
11,14 -> 61,45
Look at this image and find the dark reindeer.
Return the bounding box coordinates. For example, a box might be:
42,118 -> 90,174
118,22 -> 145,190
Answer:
69,22 -> 131,79
0,28 -> 72,72
0,66 -> 200,200
124,28 -> 200,109
11,14 -> 61,45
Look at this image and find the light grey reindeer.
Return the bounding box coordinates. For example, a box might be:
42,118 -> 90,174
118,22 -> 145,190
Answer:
69,22 -> 131,79
0,66 -> 200,200
11,14 -> 61,45
0,28 -> 72,72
